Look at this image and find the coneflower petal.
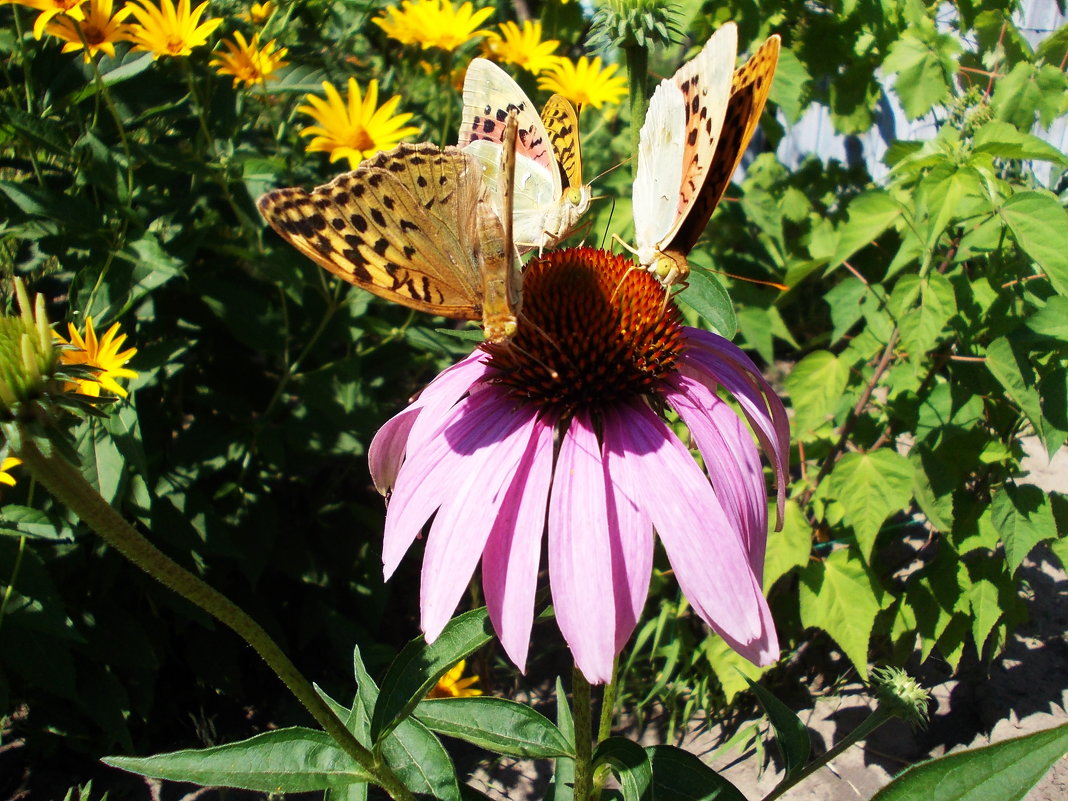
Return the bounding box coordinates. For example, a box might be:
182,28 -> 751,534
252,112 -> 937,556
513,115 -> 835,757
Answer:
548,412 -> 616,683
665,374 -> 767,576
482,417 -> 556,671
421,404 -> 542,641
617,401 -> 777,664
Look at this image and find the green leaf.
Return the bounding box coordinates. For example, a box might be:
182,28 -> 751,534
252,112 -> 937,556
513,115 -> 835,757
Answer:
416,697 -> 573,758
70,51 -> 154,102
895,273 -> 957,357
883,29 -> 960,119
103,728 -> 371,792
547,675 -> 575,801
645,745 -> 746,801
784,350 -> 850,436
871,722 -> 1068,801
763,500 -> 811,589
594,738 -> 652,801
985,336 -> 1068,458
745,678 -> 810,778
972,121 -> 1068,165
702,635 -> 766,704
0,506 -> 75,541
1026,297 -> 1068,341
991,484 -> 1058,574
0,106 -> 71,157
997,191 -> 1068,298
677,266 -> 736,339
991,61 -> 1068,130
371,607 -> 494,743
76,418 -> 126,505
766,46 -> 810,124
799,548 -> 882,677
380,715 -> 460,801
825,450 -> 914,560
831,190 -> 903,269
965,575 -> 1002,655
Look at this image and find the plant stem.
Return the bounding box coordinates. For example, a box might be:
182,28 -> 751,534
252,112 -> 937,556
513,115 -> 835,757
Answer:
623,44 -> 649,177
13,433 -> 415,801
761,708 -> 893,801
572,667 -> 594,801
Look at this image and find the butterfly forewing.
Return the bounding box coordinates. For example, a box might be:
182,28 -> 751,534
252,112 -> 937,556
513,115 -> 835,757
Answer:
668,34 -> 781,257
460,59 -> 556,179
541,94 -> 583,191
672,23 -> 737,222
258,144 -> 515,333
478,111 -> 521,342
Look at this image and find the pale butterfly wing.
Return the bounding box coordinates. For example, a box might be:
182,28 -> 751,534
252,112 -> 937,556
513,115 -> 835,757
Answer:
465,139 -> 560,250
633,80 -> 687,266
258,141 -> 519,342
631,24 -> 780,288
460,59 -> 589,252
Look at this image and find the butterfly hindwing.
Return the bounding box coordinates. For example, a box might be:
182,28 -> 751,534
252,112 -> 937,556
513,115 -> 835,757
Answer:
541,94 -> 583,191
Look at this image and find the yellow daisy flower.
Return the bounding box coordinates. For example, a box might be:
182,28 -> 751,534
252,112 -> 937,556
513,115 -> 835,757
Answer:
7,0 -> 88,40
237,0 -> 273,24
210,31 -> 288,87
427,660 -> 482,699
125,0 -> 223,59
46,0 -> 131,62
297,77 -> 420,169
373,0 -> 494,52
55,317 -> 138,398
537,56 -> 628,109
482,20 -> 560,75
0,457 -> 22,487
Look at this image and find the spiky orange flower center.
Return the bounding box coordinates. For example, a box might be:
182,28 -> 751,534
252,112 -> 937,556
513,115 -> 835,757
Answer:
485,248 -> 685,414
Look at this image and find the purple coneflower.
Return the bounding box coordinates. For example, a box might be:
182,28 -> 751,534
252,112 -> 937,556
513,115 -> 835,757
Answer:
370,248 -> 789,683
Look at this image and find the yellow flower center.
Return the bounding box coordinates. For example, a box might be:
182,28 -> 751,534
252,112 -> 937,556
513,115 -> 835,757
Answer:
351,128 -> 375,152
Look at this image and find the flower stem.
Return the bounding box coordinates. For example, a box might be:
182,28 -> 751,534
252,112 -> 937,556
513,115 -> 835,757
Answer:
13,433 -> 415,801
623,44 -> 648,177
760,708 -> 894,801
572,667 -> 594,801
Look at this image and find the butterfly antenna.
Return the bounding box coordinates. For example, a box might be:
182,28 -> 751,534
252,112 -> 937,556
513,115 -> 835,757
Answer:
700,267 -> 788,292
589,155 -> 634,185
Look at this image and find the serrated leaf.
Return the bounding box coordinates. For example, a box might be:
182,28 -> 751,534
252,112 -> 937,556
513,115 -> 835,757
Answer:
965,576 -> 1001,655
594,738 -> 652,801
371,607 -> 494,743
831,190 -> 903,270
103,728 -> 371,791
998,191 -> 1068,298
897,272 -> 957,356
985,336 -> 1068,458
799,548 -> 882,677
884,30 -> 960,119
763,500 -> 811,589
415,697 -> 573,758
971,121 -> 1068,165
991,484 -> 1057,574
677,266 -> 736,339
784,350 -> 851,435
871,722 -> 1068,801
826,450 -> 914,560
745,678 -> 810,778
644,745 -> 746,801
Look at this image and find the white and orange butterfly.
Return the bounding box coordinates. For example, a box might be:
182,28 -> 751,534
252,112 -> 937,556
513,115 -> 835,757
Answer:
630,23 -> 780,287
459,58 -> 591,253
258,115 -> 522,343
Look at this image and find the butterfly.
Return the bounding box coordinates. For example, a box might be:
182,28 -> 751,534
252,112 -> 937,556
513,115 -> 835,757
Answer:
630,23 -> 781,287
258,114 -> 521,343
459,58 -> 591,253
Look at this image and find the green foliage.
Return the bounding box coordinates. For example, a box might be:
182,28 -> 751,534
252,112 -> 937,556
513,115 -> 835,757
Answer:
872,722 -> 1068,801
0,0 -> 1066,796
